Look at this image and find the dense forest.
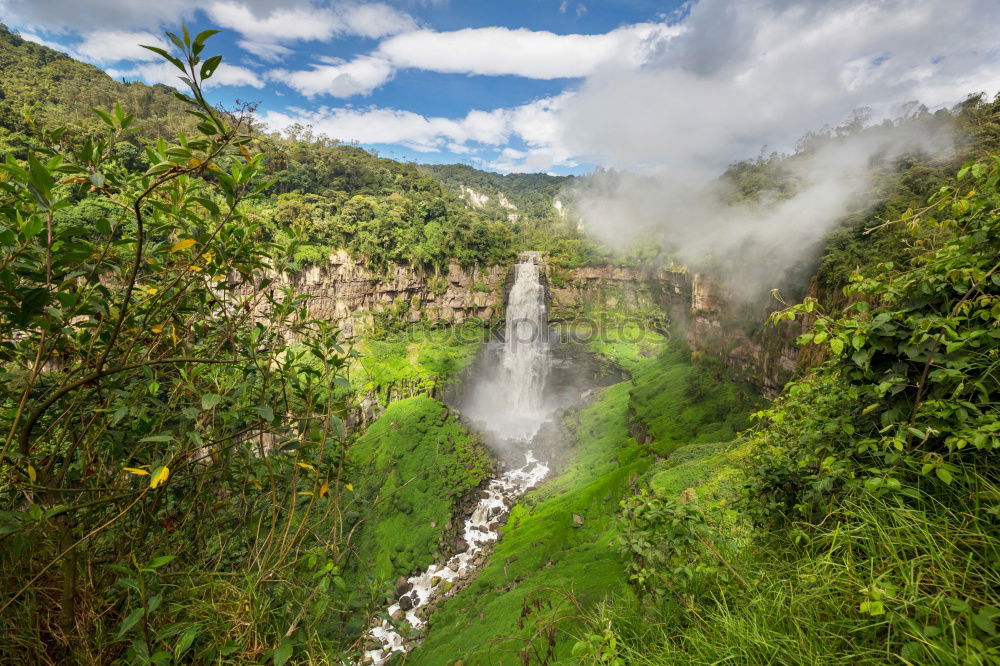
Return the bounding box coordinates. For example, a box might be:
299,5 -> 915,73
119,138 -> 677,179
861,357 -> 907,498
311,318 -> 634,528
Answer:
0,22 -> 997,666
0,23 -> 601,273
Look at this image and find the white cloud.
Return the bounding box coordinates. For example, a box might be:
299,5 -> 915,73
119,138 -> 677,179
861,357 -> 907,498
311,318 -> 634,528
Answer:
258,94 -> 573,165
205,1 -> 417,48
205,1 -> 342,42
2,1 -> 417,43
340,3 -> 418,38
0,0 -> 201,31
377,23 -> 680,79
269,21 -> 681,99
559,0 -> 1000,172
106,61 -> 264,89
269,55 -> 394,97
238,39 -> 294,62
74,30 -> 171,64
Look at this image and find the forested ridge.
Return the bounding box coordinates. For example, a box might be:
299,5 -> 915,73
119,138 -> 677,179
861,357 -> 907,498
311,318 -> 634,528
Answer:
0,25 -> 997,666
0,23 -> 599,273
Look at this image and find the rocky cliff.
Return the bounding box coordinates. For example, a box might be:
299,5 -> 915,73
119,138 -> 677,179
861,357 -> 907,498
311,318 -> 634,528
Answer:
684,274 -> 810,396
256,251 -> 808,395
258,250 -> 506,338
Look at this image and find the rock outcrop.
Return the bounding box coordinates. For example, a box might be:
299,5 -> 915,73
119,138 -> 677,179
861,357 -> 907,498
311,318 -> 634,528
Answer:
253,250 -> 506,338
684,273 -> 812,396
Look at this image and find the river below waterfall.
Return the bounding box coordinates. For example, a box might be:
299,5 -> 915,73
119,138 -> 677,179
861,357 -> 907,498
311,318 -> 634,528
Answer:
360,254 -> 621,664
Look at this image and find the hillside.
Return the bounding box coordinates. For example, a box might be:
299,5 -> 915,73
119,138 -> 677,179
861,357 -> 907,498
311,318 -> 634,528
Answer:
0,23 -> 602,272
0,24 -> 197,155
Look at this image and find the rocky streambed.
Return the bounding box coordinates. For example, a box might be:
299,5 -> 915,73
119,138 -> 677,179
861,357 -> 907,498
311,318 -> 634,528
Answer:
362,449 -> 549,664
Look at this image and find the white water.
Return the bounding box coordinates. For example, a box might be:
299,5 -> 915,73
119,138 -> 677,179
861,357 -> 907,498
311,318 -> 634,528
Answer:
503,258 -> 550,414
361,254 -> 553,664
462,253 -> 554,443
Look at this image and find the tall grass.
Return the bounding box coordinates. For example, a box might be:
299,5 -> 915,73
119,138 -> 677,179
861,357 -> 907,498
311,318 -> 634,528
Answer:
587,474 -> 1000,665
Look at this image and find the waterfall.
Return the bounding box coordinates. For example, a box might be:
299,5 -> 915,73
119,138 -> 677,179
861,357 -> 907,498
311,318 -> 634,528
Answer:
362,253 -> 555,664
502,255 -> 550,415
457,252 -> 554,444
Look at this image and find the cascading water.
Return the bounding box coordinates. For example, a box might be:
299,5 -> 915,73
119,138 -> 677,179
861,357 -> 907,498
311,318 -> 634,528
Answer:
361,253 -> 554,664
461,252 -> 554,444
502,255 -> 550,416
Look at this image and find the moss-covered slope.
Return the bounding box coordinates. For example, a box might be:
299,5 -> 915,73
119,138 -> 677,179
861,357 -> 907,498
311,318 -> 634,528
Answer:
346,396 -> 495,582
410,335 -> 755,664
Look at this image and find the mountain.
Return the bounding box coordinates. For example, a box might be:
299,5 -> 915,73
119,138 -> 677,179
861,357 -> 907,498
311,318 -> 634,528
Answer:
0,23 -> 197,155
0,24 -> 601,270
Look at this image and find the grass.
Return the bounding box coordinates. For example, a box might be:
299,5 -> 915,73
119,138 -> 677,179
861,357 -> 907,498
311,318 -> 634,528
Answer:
586,488 -> 1000,665
348,325 -> 483,403
346,396 -> 495,583
410,332 -> 757,664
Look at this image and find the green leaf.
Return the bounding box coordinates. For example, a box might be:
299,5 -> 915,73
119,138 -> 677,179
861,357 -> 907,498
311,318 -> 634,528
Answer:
148,555 -> 176,569
118,607 -> 145,637
254,404 -> 274,422
92,108 -> 114,127
200,55 -> 223,80
272,641 -> 293,666
165,31 -> 185,50
193,29 -> 220,48
935,467 -> 953,485
174,626 -> 199,660
830,338 -> 845,355
140,45 -> 185,72
973,607 -> 999,636
201,393 -> 222,410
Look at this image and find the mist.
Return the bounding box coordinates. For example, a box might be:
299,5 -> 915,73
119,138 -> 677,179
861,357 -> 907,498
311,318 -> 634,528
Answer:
557,0 -> 999,298
570,117 -> 956,297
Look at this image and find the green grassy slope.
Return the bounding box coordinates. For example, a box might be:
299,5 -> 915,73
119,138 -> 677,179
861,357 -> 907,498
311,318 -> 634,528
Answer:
410,334 -> 755,664
346,396 -> 495,583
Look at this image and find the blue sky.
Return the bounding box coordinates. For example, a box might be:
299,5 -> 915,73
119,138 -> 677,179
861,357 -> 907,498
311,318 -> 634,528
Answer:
3,1 -> 999,176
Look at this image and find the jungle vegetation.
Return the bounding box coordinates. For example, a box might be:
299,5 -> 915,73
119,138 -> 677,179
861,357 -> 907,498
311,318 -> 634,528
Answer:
0,23 -> 997,666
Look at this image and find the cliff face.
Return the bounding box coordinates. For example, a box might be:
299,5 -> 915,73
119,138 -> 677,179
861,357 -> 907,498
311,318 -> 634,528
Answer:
547,265 -> 690,325
684,274 -> 812,395
271,250 -> 507,338
262,252 -> 807,395
263,252 -> 693,338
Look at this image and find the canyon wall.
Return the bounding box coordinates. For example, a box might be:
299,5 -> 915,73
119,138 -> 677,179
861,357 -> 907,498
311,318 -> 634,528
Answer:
263,250 -> 506,338
684,274 -> 812,396
261,251 -> 807,395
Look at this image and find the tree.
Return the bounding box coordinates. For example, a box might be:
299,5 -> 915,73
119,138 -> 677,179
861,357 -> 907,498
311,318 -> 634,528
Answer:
0,29 -> 349,661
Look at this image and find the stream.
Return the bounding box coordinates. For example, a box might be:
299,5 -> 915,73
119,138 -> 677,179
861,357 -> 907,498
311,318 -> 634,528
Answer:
361,253 -> 610,663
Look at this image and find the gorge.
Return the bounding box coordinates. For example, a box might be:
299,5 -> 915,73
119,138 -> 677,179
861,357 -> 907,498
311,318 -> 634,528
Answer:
0,15 -> 996,666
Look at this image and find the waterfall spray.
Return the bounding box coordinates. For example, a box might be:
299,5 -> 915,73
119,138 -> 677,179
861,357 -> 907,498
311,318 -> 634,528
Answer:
502,254 -> 550,415
362,253 -> 555,664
